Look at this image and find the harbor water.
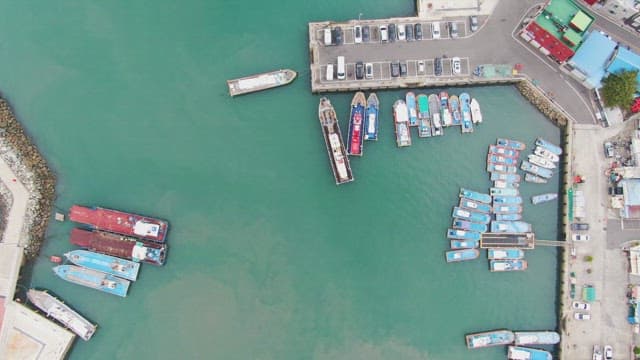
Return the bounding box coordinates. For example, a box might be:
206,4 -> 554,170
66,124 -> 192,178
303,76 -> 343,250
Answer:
0,1 -> 559,359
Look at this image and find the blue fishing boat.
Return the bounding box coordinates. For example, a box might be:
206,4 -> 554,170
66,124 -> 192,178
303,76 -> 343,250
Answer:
466,329 -> 515,349
440,92 -> 452,126
493,196 -> 523,205
508,346 -> 552,360
489,145 -> 519,158
520,161 -> 553,179
429,94 -> 443,136
459,198 -> 492,213
492,204 -> 522,214
491,173 -> 521,183
417,94 -> 432,137
487,163 -> 518,174
487,154 -> 517,165
53,265 -> 130,297
406,92 -> 418,127
450,239 -> 479,249
393,100 -> 412,147
445,249 -> 480,263
347,92 -> 366,156
496,138 -> 526,150
459,92 -> 474,133
532,193 -> 558,205
491,221 -> 532,233
452,219 -> 488,233
364,93 -> 379,141
490,259 -> 528,272
513,331 -> 560,345
490,187 -> 519,197
495,213 -> 522,221
452,207 -> 491,224
488,248 -> 525,260
535,137 -> 562,155
447,228 -> 481,241
64,249 -> 140,281
524,173 -> 548,184
449,94 -> 461,126
459,188 -> 491,204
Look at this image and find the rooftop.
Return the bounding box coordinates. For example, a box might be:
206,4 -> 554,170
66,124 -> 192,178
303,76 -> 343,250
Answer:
606,47 -> 640,92
569,31 -> 618,88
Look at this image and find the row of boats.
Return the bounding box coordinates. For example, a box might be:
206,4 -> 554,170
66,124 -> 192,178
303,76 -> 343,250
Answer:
465,329 -> 559,359
520,138 -> 563,184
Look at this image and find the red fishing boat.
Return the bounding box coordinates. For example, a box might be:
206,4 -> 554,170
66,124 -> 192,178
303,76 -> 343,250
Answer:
346,92 -> 366,156
69,228 -> 167,266
69,205 -> 169,243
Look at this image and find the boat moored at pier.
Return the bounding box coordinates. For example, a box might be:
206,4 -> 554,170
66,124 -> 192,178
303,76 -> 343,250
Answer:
347,92 -> 366,156
69,205 -> 169,243
489,145 -> 519,158
487,163 -> 518,174
452,207 -> 491,224
429,94 -> 443,136
227,69 -> 297,96
531,193 -> 558,205
534,146 -> 560,162
490,187 -> 519,197
27,289 -> 97,341
470,98 -> 483,124
513,331 -> 560,345
459,92 -> 473,133
491,173 -> 521,183
393,100 -> 412,147
64,250 -> 140,281
466,329 -> 515,349
493,180 -> 519,189
406,92 -> 418,127
497,138 -> 526,151
495,213 -> 523,221
490,259 -> 528,271
318,97 -> 354,184
520,161 -> 553,179
453,219 -> 488,233
524,173 -> 548,184
459,188 -> 492,204
493,205 -> 522,214
528,154 -> 556,169
449,94 -> 461,126
440,92 -> 452,126
487,154 -> 517,165
364,93 -> 379,141
535,137 -> 562,155
460,198 -> 492,213
70,228 -> 167,266
53,265 -> 130,297
507,346 -> 552,360
493,196 -> 523,205
446,249 -> 480,263
447,228 -> 482,241
417,94 -> 432,137
491,221 -> 532,233
488,248 -> 525,260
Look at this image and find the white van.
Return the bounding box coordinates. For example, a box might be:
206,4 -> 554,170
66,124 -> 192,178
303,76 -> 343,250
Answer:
379,25 -> 388,42
326,64 -> 334,81
323,28 -> 332,45
397,24 -> 406,40
432,22 -> 441,39
337,56 -> 346,80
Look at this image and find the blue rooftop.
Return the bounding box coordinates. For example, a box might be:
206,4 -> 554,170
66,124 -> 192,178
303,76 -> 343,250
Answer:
569,31 -> 617,88
606,47 -> 640,92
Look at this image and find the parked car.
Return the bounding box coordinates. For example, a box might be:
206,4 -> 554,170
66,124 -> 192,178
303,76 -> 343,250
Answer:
332,27 -> 343,45
362,25 -> 370,42
593,345 -> 603,360
470,16 -> 479,32
572,234 -> 590,241
354,25 -> 362,44
571,223 -> 589,231
365,63 -> 373,79
449,22 -> 459,38
406,24 -> 414,41
432,22 -> 441,39
323,28 -> 332,46
379,25 -> 388,42
604,141 -> 614,158
397,24 -> 406,40
434,57 -> 443,76
574,312 -> 591,320
414,23 -> 423,40
390,61 -> 400,77
572,301 -> 591,311
417,60 -> 425,74
355,61 -> 364,80
388,24 -> 396,42
604,345 -> 613,360
400,62 -> 408,76
451,57 -> 461,74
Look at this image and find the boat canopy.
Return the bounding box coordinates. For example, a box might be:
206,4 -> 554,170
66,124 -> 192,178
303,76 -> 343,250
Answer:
134,221 -> 160,237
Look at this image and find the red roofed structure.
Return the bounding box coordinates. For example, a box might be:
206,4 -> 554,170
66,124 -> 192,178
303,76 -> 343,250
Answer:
523,22 -> 575,62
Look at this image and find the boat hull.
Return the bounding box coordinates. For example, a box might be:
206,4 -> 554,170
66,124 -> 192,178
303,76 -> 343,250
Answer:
65,250 -> 140,281
319,97 -> 355,184
490,259 -> 528,272
452,219 -> 488,232
459,188 -> 492,204
513,331 -> 560,345
488,248 -> 525,260
447,229 -> 481,241
227,69 -> 297,96
446,249 -> 480,263
53,265 -> 130,297
347,92 -> 366,156
70,228 -> 167,266
450,239 -> 480,249
535,137 -> 562,155
496,138 -> 526,150
364,93 -> 379,141
466,330 -> 515,349
27,289 -> 97,341
393,100 -> 411,147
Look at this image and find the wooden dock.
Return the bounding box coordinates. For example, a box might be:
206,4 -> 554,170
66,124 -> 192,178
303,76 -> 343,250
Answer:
480,232 -> 536,249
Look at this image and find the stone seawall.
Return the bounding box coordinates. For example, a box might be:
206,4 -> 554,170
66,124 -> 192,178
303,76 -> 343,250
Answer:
0,98 -> 56,260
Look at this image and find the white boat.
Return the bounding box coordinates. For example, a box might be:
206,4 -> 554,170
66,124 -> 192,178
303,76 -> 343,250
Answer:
227,69 -> 297,96
534,146 -> 559,163
531,193 -> 558,205
528,154 -> 556,169
27,289 -> 97,341
470,98 -> 483,124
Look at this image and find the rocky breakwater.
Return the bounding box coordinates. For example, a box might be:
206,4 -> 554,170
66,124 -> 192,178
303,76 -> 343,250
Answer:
0,97 -> 56,260
516,80 -> 570,127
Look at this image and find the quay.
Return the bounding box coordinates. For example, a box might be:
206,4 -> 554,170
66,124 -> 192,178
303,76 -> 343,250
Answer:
480,232 -> 535,250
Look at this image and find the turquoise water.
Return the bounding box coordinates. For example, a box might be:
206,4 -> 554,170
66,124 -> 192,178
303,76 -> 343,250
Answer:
1,1 -> 559,359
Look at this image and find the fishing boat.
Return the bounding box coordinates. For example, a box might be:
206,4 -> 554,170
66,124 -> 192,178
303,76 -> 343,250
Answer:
453,219 -> 488,232
393,100 -> 412,147
27,289 -> 97,341
507,346 -> 552,360
495,213 -> 523,221
460,198 -> 492,213
496,138 -> 526,151
520,161 -> 553,179
449,94 -> 461,126
445,249 -> 480,263
70,228 -> 167,266
493,205 -> 523,214
64,250 -> 140,281
487,163 -> 518,174
491,221 -> 532,233
53,265 -> 130,297
492,196 -> 523,205
487,154 -> 517,165
489,145 -> 520,158
227,69 -> 297,96
470,98 -> 483,124
450,239 -> 480,249
417,94 -> 432,137
490,259 -> 528,272
318,97 -> 354,184
493,180 -> 519,189
69,205 -> 169,243
524,173 -> 548,184
528,154 -> 556,169
465,329 -> 515,349
531,193 -> 558,205
490,173 -> 521,183
459,92 -> 474,133
452,207 -> 491,224
534,146 -> 559,162
459,188 -> 492,204
364,93 -> 379,141
488,248 -> 525,260
429,94 -> 443,136
406,92 -> 418,127
490,188 -> 519,197
440,92 -> 452,126
447,228 -> 481,241
513,331 -> 560,345
535,137 -> 562,155
347,91 -> 366,156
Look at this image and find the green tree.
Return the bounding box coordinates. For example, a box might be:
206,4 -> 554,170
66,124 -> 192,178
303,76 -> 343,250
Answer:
601,70 -> 639,110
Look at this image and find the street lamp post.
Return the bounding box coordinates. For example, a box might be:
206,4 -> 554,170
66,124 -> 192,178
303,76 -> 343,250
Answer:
358,13 -> 363,21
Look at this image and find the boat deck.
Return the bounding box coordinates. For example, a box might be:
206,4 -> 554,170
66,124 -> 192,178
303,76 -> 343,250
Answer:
69,205 -> 168,243
227,69 -> 297,96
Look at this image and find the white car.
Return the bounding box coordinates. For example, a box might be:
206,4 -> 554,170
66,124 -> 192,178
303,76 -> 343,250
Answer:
572,301 -> 591,311
379,25 -> 388,42
572,234 -> 591,241
417,60 -> 425,74
451,57 -> 461,75
604,345 -> 613,360
593,345 -> 603,360
354,25 -> 362,43
431,22 -> 441,39
397,24 -> 406,40
365,63 -> 373,79
574,312 -> 591,320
